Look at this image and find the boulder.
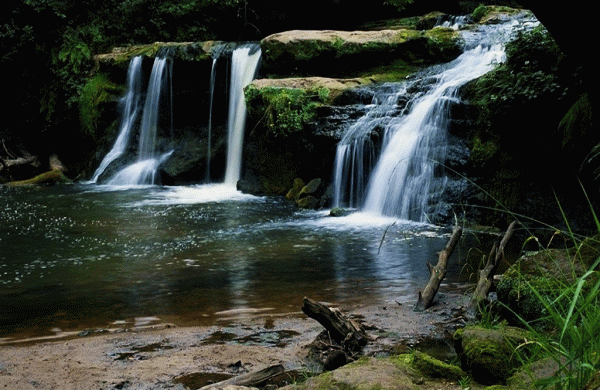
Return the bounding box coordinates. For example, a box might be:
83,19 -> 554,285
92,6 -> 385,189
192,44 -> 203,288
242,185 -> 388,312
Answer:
298,178 -> 322,199
329,207 -> 354,217
454,325 -> 531,385
285,178 -> 305,200
297,196 -> 319,210
295,178 -> 323,209
411,351 -> 466,381
496,244 -> 594,324
281,354 -> 467,390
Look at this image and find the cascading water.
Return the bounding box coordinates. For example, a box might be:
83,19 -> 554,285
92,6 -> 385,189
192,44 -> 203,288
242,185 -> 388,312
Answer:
333,84 -> 408,209
205,43 -> 228,183
332,14 -> 538,222
91,43 -> 260,189
101,51 -> 173,186
223,44 -> 262,187
88,56 -> 143,183
205,57 -> 218,182
363,45 -> 506,220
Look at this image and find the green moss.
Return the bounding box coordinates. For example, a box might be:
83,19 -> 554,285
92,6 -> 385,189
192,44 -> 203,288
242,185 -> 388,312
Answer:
245,85 -> 329,137
472,5 -> 523,23
79,72 -> 123,137
472,5 -> 489,22
455,325 -> 531,384
470,135 -> 498,165
424,27 -> 461,53
6,169 -> 72,186
410,351 -> 466,380
497,246 -> 599,328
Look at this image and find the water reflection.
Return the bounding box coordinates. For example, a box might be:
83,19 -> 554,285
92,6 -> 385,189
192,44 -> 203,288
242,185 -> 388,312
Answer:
0,184 -> 458,341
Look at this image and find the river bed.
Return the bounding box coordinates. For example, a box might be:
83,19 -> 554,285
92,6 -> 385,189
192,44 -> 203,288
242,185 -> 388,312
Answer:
0,183 -> 476,343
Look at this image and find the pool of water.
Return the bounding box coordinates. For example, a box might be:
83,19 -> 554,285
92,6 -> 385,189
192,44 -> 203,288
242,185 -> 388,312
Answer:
0,183 -> 473,342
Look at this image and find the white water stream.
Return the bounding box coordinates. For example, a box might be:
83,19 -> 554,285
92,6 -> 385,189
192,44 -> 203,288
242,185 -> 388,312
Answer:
91,44 -> 260,188
224,44 -> 262,186
88,56 -> 143,184
332,15 -> 538,222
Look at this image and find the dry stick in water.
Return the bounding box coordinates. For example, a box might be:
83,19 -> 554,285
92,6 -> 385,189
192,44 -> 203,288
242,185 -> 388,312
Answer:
414,225 -> 463,312
466,220 -> 518,319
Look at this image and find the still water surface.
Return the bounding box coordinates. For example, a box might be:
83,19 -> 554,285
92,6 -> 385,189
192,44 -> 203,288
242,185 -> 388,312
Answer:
0,184 -> 469,342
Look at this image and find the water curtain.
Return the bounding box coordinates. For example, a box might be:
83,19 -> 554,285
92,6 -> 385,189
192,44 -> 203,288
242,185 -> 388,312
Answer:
332,25 -> 512,221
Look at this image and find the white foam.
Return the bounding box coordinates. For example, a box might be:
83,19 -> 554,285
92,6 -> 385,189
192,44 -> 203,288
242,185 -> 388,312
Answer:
129,184 -> 259,206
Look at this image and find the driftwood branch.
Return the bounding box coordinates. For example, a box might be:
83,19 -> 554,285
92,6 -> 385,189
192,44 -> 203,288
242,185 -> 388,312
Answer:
302,297 -> 368,351
0,156 -> 38,171
199,364 -> 284,390
466,220 -> 518,318
414,225 -> 463,312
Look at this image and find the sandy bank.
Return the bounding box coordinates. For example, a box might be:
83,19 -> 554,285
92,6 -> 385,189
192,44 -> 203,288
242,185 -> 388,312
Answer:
0,293 -> 469,390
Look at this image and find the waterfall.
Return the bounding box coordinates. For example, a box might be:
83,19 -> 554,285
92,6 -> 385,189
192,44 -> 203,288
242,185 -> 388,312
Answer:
223,44 -> 262,186
90,43 -> 261,188
205,57 -> 218,182
107,52 -> 173,186
333,84 -> 407,209
88,56 -> 143,183
138,56 -> 169,161
332,21 -> 524,222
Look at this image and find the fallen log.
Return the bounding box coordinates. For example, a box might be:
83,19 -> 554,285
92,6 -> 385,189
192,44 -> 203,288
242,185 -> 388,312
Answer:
199,364 -> 284,390
466,220 -> 518,319
5,169 -> 71,186
0,155 -> 38,171
414,225 -> 463,312
301,297 -> 368,352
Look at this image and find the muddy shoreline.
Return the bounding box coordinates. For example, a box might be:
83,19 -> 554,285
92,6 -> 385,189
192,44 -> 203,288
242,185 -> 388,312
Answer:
0,293 -> 470,390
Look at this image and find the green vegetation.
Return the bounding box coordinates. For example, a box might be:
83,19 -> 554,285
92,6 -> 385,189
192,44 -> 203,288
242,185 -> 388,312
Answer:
472,5 -> 523,23
459,187 -> 600,388
462,24 -> 588,225
506,229 -> 600,389
245,85 -> 330,137
424,26 -> 461,55
79,72 -> 124,137
468,25 -> 564,133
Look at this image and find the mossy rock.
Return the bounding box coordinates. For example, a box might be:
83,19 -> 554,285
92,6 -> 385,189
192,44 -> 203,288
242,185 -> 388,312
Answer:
284,356 -> 418,390
505,356 -> 564,389
410,351 -> 466,381
245,84 -> 330,138
79,72 -> 124,137
299,178 -> 322,198
260,28 -> 460,78
286,178 -> 306,200
297,195 -> 319,210
471,5 -> 526,24
95,41 -> 219,65
454,325 -> 530,385
329,208 -> 353,217
496,246 -> 596,325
